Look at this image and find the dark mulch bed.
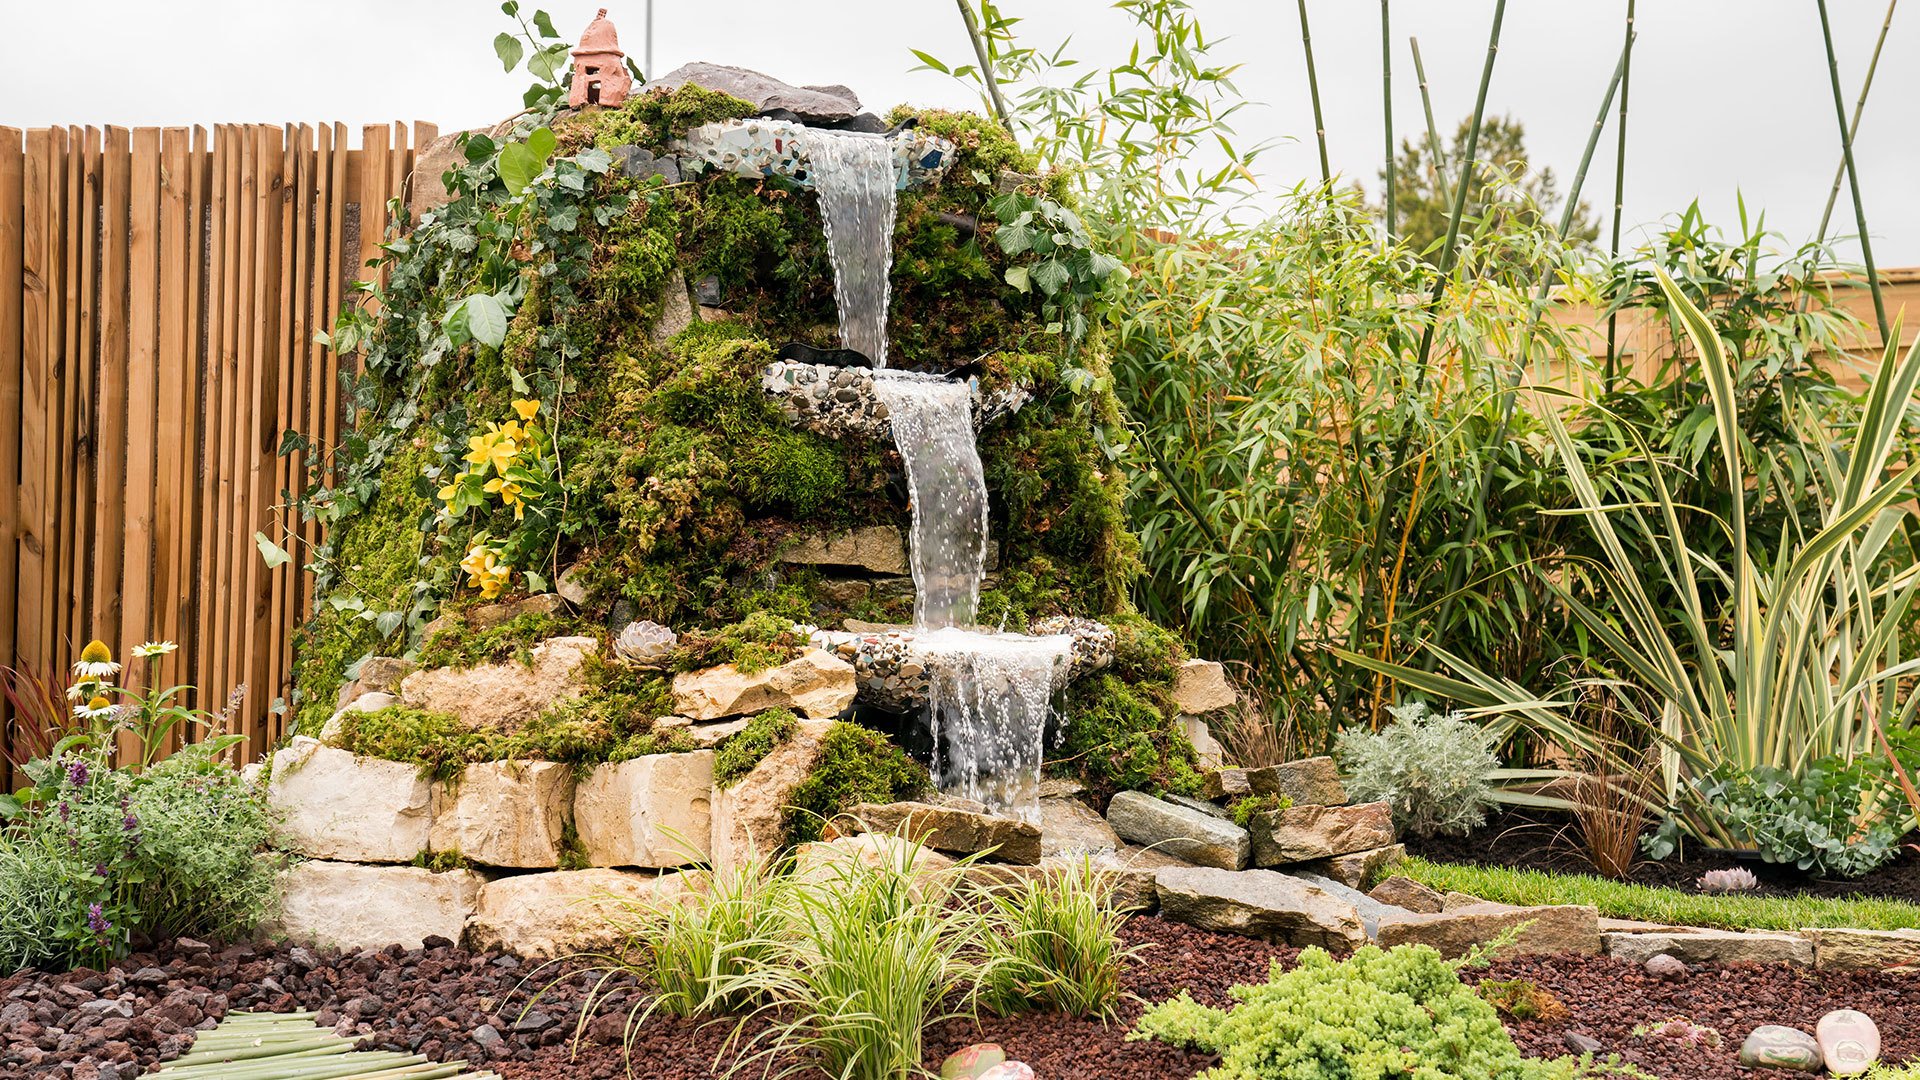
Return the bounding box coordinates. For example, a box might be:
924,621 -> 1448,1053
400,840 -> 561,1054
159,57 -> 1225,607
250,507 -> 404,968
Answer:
1411,806 -> 1920,902
2,917 -> 1915,1079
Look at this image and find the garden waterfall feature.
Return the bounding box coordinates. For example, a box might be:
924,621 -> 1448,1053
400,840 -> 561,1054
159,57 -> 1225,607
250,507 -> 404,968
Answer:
813,130 -> 1073,823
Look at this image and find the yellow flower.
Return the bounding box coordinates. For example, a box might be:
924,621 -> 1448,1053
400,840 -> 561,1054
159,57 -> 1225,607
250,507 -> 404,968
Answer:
485,477 -> 528,520
489,419 -> 528,443
73,640 -> 120,679
512,398 -> 541,422
460,544 -> 512,599
465,431 -> 517,477
437,471 -> 469,504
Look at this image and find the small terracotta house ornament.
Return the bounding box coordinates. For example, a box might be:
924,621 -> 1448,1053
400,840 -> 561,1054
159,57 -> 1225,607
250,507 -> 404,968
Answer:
569,9 -> 632,108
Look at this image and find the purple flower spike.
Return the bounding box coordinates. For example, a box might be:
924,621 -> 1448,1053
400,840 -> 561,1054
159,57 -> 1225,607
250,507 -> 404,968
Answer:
85,902 -> 111,935
66,758 -> 89,787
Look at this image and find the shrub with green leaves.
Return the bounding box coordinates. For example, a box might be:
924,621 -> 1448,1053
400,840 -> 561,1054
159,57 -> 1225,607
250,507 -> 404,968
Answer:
1131,943 -> 1612,1080
1336,701 -> 1497,838
1693,760 -> 1906,878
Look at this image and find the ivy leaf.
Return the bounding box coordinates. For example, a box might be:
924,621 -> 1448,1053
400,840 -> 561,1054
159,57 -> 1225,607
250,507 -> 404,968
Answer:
254,532 -> 292,569
498,127 -> 556,194
1004,265 -> 1032,293
524,570 -> 551,593
493,32 -> 524,73
465,293 -> 511,349
1033,260 -> 1071,295
528,41 -> 570,83
500,1 -> 518,15
463,133 -> 499,163
374,610 -> 405,639
531,9 -> 559,37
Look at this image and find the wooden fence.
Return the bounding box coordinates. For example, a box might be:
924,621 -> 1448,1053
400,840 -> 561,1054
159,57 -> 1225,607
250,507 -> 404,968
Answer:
0,121 -> 435,778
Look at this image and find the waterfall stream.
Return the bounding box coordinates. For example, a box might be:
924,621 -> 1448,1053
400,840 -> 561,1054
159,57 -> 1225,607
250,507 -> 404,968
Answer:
869,373 -> 988,629
811,131 -> 897,367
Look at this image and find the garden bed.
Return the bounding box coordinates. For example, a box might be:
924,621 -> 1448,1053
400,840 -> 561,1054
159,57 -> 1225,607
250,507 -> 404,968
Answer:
8,916 -> 1919,1080
1410,807 -> 1920,903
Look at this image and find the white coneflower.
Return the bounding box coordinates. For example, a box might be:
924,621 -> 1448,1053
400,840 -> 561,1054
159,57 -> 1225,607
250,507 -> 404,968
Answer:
131,641 -> 177,658
72,640 -> 121,679
73,694 -> 116,721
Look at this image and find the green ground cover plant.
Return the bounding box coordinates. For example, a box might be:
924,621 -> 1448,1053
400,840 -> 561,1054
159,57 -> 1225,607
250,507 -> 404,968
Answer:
1396,857 -> 1920,933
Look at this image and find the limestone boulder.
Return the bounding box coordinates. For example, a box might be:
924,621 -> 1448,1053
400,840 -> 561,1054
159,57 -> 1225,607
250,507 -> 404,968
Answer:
672,648 -> 856,721
399,635 -> 596,730
334,657 -> 417,710
1245,756 -> 1347,807
1376,903 -> 1602,958
792,833 -> 956,895
318,690 -> 397,742
710,719 -> 833,867
1181,716 -> 1226,770
959,859 -> 1157,913
1171,659 -> 1236,714
1249,801 -> 1394,866
829,800 -> 1041,865
1040,796 -> 1121,858
574,751 -> 715,868
780,525 -> 909,575
272,861 -> 483,952
466,868 -> 688,959
1105,791 -> 1249,871
429,760 -> 574,868
1155,866 -> 1366,948
1295,843 -> 1406,890
1602,928 -> 1812,967
269,737 -> 431,863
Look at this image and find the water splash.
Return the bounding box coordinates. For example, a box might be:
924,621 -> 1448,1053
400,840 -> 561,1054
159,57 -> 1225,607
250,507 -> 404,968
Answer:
917,627 -> 1073,824
811,131 -> 897,367
871,373 -> 988,630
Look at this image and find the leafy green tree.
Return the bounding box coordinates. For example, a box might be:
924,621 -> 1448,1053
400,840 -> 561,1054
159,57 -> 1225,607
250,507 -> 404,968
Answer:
1376,114 -> 1599,263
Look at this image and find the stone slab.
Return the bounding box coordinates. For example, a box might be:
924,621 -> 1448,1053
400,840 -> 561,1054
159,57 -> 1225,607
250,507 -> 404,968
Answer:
1376,903 -> 1601,958
1154,866 -> 1365,948
1248,801 -> 1393,866
466,868 -> 687,959
273,861 -> 483,952
574,751 -> 715,868
429,760 -> 574,868
268,737 -> 431,863
1603,928 -> 1813,968
1105,790 -> 1249,871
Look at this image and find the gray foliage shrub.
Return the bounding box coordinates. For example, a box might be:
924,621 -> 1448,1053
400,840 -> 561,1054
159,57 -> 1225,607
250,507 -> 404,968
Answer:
1337,701 -> 1497,838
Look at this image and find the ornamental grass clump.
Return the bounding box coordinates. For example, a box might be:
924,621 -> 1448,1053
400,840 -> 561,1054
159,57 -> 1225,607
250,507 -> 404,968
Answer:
1132,943 -> 1620,1080
979,856 -> 1137,1019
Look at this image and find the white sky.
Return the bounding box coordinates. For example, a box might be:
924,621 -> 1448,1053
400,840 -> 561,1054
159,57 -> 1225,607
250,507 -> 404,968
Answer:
5,0 -> 1917,263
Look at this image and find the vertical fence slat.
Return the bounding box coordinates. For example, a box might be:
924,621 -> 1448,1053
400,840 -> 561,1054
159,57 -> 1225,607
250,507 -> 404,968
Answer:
124,129 -> 160,690
179,124 -> 208,731
265,124 -> 300,744
220,127 -> 254,732
156,128 -> 191,701
53,127 -> 78,666
197,125 -> 231,717
0,128 -> 23,788
72,129 -> 100,666
18,129 -> 52,684
92,127 -> 129,667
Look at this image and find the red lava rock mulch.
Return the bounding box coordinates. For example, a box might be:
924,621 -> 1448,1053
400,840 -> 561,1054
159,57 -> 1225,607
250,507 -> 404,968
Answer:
2,916 -> 1916,1079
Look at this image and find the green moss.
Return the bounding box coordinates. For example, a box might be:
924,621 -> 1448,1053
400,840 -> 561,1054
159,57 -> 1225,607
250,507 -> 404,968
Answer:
331,706 -> 474,783
674,611 -> 807,676
1050,673 -> 1203,805
1108,612 -> 1187,683
411,849 -> 474,873
713,707 -> 800,786
1476,978 -> 1569,1023
577,84 -> 759,152
785,722 -> 930,845
414,609 -> 592,670
557,821 -> 591,871
1228,793 -> 1293,829
882,107 -> 1039,185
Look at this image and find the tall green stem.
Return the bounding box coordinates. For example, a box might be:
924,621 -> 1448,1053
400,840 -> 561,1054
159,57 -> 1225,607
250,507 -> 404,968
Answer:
1815,0 -> 1889,343
1297,0 -> 1331,184
1604,0 -> 1635,388
1381,0 -> 1395,238
955,0 -> 1011,128
1409,37 -> 1451,213
1817,0 -> 1897,242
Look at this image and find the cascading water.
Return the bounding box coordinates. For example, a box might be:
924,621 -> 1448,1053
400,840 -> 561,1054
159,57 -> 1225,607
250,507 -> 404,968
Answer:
869,374 -> 989,629
810,131 -> 897,367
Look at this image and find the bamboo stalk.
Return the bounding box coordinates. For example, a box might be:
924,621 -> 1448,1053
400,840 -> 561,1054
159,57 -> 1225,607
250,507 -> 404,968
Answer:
954,0 -> 1011,129
1296,0 -> 1330,184
1815,0 -> 1889,343
1816,0 -> 1897,242
1409,37 -> 1451,214
1604,0 -> 1636,386
1381,0 -> 1395,237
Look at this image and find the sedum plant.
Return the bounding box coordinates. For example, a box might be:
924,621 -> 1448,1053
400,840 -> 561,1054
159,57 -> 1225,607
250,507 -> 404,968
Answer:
1336,701 -> 1498,838
1351,271 -> 1920,870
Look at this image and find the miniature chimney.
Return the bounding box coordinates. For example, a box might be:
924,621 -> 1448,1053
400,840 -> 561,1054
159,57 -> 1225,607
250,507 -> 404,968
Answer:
569,8 -> 633,109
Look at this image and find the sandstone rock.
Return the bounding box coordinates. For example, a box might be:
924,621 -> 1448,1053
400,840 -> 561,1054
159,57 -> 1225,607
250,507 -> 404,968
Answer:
687,718 -> 752,748
1806,928 -> 1920,971
1296,843 -> 1406,890
1603,929 -> 1813,968
647,62 -> 863,123
1181,715 -> 1226,769
269,738 -> 431,863
780,525 -> 908,576
792,833 -> 955,891
1113,843 -> 1194,871
574,751 -> 715,868
430,761 -> 574,868
1170,659 -> 1236,714
830,801 -> 1041,865
1164,793 -> 1230,820
1040,796 -> 1120,858
1202,768 -> 1251,800
399,635 -> 596,729
466,869 -> 687,959
1375,903 -> 1601,958
1248,801 -> 1393,866
407,119 -> 515,219
1740,1025 -> 1821,1072
1369,875 -> 1446,913
1155,866 -> 1365,948
1244,756 -> 1347,806
1105,791 -> 1249,871
711,719 -> 833,867
272,861 -> 482,952
334,657 -> 418,710
469,593 -> 566,630
1442,890 -> 1489,910
671,648 -> 856,721
319,691 -> 397,742
1285,870 -> 1409,940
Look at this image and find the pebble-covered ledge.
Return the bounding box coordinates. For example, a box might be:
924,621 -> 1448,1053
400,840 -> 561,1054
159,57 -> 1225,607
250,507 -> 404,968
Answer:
762,361 -> 1032,440
811,616 -> 1115,710
672,116 -> 954,190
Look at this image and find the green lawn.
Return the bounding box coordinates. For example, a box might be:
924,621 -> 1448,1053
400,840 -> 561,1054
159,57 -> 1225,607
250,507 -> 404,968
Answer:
1395,856 -> 1920,933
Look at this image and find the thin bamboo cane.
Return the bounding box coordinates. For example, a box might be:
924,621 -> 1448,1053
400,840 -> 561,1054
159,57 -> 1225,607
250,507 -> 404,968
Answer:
1380,0 -> 1395,238
1815,0 -> 1889,343
954,0 -> 1011,129
1409,37 -> 1451,216
1816,0 -> 1897,243
1296,0 -> 1330,185
1604,0 -> 1635,387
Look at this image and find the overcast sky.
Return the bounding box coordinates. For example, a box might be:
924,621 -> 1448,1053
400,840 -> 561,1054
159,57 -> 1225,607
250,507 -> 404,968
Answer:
6,1 -> 1916,264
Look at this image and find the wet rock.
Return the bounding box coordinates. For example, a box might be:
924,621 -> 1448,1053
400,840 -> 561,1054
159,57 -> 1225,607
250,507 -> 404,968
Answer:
1105,791 -> 1249,871
780,525 -> 909,576
827,800 -> 1041,864
1244,756 -> 1347,807
646,62 -> 864,123
268,738 -> 432,862
399,635 -> 597,730
671,648 -> 856,721
1039,796 -> 1120,857
1247,801 -> 1393,866
1154,866 -> 1366,948
1367,874 -> 1446,913
1170,659 -> 1236,714
429,760 -> 574,868
1740,1025 -> 1821,1072
574,751 -> 715,867
1375,902 -> 1601,958
270,861 -> 483,952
